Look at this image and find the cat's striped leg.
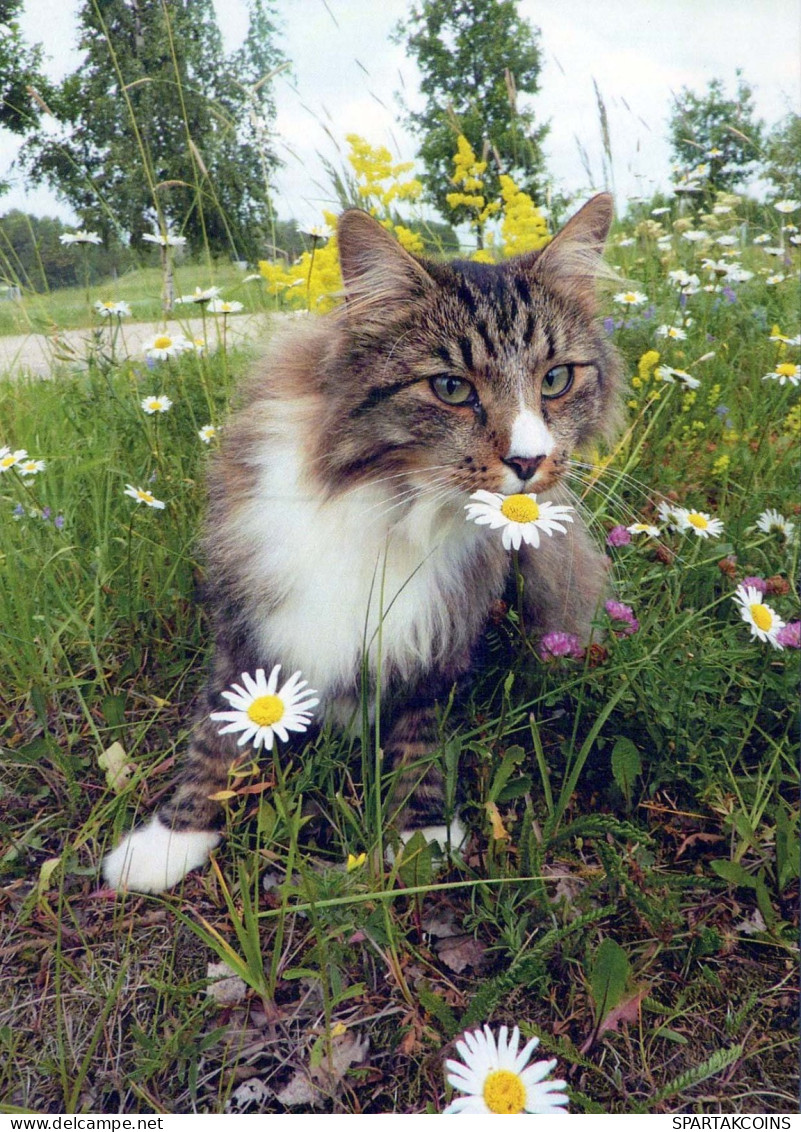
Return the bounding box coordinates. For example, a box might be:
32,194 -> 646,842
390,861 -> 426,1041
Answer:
384,702 -> 466,857
102,706 -> 238,893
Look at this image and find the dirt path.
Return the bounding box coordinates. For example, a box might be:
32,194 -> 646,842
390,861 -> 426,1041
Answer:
0,312 -> 274,377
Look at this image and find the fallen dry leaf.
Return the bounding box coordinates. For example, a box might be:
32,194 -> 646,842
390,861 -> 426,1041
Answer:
598,988 -> 647,1036
97,741 -> 135,793
276,1031 -> 369,1108
436,933 -> 487,974
206,960 -> 247,1007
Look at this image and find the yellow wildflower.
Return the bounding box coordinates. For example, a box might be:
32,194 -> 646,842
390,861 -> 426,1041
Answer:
637,349 -> 660,382
498,175 -> 550,256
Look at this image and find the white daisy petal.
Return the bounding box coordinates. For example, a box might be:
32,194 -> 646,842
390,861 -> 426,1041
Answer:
444,1025 -> 568,1114
210,664 -> 317,751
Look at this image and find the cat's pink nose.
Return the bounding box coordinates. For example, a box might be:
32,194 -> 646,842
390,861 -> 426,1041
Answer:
503,454 -> 544,483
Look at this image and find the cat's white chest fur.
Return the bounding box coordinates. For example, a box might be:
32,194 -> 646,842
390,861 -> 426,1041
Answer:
233,414 -> 486,705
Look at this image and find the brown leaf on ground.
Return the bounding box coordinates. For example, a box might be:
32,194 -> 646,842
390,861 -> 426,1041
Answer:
675,831 -> 725,859
435,933 -> 487,974
206,960 -> 248,1007
275,1031 -> 370,1109
598,987 -> 647,1036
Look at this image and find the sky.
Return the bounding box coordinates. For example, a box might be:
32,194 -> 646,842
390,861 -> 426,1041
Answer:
2,0 -> 799,229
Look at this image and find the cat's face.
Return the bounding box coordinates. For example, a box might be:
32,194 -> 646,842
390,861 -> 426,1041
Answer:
314,196 -> 622,509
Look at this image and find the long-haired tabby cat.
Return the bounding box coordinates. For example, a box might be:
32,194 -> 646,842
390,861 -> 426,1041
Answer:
103,193 -> 622,893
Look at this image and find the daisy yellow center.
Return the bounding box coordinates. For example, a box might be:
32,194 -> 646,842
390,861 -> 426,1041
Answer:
1,455 -> 16,468
623,292 -> 637,302
749,603 -> 773,632
483,1069 -> 526,1114
138,491 -> 155,503
776,363 -> 796,377
686,511 -> 708,530
153,336 -> 172,350
500,494 -> 540,524
247,694 -> 284,727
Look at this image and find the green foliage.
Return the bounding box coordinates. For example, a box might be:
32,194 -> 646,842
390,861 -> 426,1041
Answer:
0,209 -> 134,291
762,113 -> 801,202
393,0 -> 549,222
668,73 -> 764,197
0,0 -> 48,142
589,938 -> 631,1024
19,0 -> 286,259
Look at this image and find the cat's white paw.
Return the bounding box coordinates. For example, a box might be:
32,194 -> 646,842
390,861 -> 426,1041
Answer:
387,816 -> 468,864
102,816 -> 220,893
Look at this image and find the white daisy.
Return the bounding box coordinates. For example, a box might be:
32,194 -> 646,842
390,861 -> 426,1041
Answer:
732,584 -> 785,649
756,509 -> 795,539
724,265 -> 754,283
175,286 -> 221,305
651,207 -> 671,217
627,522 -> 661,537
59,230 -> 102,245
766,274 -> 786,286
464,491 -> 574,551
0,446 -> 28,472
654,366 -> 700,389
656,500 -> 684,529
681,229 -> 709,243
763,363 -> 800,387
656,325 -> 687,340
444,1025 -> 568,1115
198,424 -> 217,444
207,298 -> 243,314
702,258 -> 731,276
95,300 -> 132,317
141,394 -> 173,415
124,484 -> 166,509
18,458 -> 46,477
299,223 -> 333,240
142,231 -> 186,248
773,199 -> 800,214
752,234 -> 771,245
675,507 -> 724,539
210,665 -> 319,751
768,330 -> 801,346
613,290 -> 648,306
143,332 -> 192,360
714,233 -> 738,246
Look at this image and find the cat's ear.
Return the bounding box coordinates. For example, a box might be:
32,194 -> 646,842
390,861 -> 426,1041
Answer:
527,192 -> 616,309
337,210 -> 434,324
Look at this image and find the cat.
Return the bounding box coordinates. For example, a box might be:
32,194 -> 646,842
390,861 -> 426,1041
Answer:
102,193 -> 622,893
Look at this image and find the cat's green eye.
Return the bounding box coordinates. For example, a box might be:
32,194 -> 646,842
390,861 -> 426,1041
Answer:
542,364 -> 574,398
430,375 -> 477,406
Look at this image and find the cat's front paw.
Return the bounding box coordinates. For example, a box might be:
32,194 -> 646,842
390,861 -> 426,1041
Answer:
387,815 -> 468,864
102,816 -> 220,893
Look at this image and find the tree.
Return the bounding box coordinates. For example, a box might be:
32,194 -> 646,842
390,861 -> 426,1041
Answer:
0,0 -> 49,193
668,73 -> 764,197
20,0 -> 285,260
762,112 -> 801,203
393,0 -> 549,228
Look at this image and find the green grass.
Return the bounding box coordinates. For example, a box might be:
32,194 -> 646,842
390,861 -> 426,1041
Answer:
0,261 -> 272,338
0,201 -> 798,1115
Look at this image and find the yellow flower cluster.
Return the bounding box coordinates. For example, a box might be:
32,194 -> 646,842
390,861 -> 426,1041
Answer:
259,208 -> 342,312
782,404 -> 801,437
345,134 -> 423,212
498,175 -> 550,256
445,135 -> 500,229
259,136 -> 426,310
630,350 -> 660,400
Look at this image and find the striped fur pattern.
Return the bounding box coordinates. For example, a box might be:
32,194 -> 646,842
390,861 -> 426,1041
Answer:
103,194 -> 622,891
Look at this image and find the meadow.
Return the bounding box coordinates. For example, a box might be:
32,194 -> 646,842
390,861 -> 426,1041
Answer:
0,161 -> 798,1114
